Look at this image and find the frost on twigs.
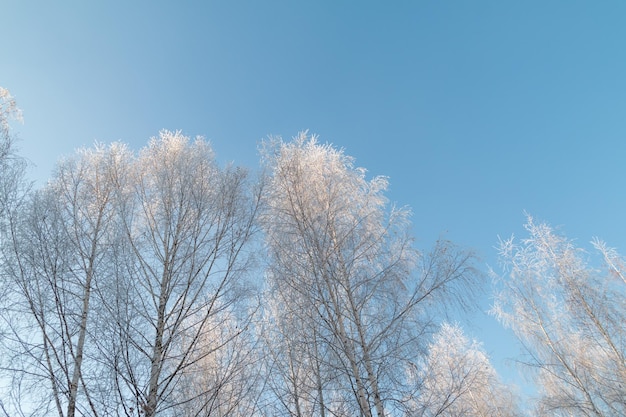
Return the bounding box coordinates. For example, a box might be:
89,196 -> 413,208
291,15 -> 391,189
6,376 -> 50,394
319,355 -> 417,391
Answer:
491,214 -> 626,416
259,132 -> 485,417
411,322 -> 520,417
0,87 -> 22,140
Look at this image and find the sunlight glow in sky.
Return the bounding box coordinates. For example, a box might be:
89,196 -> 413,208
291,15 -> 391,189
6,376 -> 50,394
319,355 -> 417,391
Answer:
3,1 -> 626,393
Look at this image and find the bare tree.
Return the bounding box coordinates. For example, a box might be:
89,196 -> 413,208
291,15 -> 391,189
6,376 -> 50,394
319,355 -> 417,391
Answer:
259,282 -> 337,417
1,131 -> 260,417
1,142 -> 131,417
0,87 -> 31,417
0,85 -> 25,276
0,87 -> 22,162
492,215 -> 626,416
170,308 -> 264,417
259,133 -> 481,417
104,131 -> 260,417
410,323 -> 520,417
0,86 -> 26,245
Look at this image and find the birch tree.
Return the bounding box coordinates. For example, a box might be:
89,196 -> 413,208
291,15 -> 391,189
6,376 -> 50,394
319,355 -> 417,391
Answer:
1,131 -> 260,417
0,85 -> 25,284
0,87 -> 25,215
0,86 -> 26,256
260,133 -> 480,417
105,131 -> 259,417
411,323 -> 520,417
1,143 -> 131,417
492,215 -> 626,416
260,282 -> 338,417
0,86 -> 29,417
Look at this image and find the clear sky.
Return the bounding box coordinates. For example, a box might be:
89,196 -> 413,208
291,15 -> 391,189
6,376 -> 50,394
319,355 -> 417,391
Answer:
3,0 -> 626,394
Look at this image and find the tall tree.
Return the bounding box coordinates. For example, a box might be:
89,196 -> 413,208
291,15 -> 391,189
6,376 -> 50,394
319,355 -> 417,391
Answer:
1,131 -> 260,417
492,215 -> 626,416
1,142 -> 131,417
0,86 -> 22,167
0,86 -> 29,417
0,85 -> 25,278
260,133 -> 481,417
411,323 -> 520,417
260,281 -> 337,417
106,131 -> 259,417
0,86 -> 26,248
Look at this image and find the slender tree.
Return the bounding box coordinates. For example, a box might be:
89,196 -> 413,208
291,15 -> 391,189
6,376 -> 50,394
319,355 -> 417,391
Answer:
106,131 -> 260,417
260,282 -> 336,417
0,87 -> 22,164
411,323 -> 520,417
0,86 -> 28,417
1,130 -> 260,417
0,85 -> 26,250
1,142 -> 131,417
0,85 -> 25,275
492,215 -> 626,416
260,133 -> 481,417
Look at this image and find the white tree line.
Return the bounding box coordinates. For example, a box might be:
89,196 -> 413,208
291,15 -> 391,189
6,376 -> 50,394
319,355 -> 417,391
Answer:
1,88 -> 624,416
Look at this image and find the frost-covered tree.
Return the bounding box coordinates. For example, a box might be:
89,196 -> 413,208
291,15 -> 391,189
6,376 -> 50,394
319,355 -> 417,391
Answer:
0,85 -> 26,273
260,280 -> 338,417
260,133 -> 481,417
0,87 -> 22,166
1,143 -> 131,417
492,215 -> 626,416
0,86 -> 26,242
410,323 -> 520,417
0,87 -> 30,417
106,131 -> 260,417
1,131 -> 260,417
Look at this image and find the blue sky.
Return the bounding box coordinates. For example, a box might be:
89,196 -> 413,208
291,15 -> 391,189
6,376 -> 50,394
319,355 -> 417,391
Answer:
3,1 -> 626,393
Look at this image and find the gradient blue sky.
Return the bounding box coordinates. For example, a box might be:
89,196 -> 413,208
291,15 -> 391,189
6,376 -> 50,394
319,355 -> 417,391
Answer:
3,1 -> 626,393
